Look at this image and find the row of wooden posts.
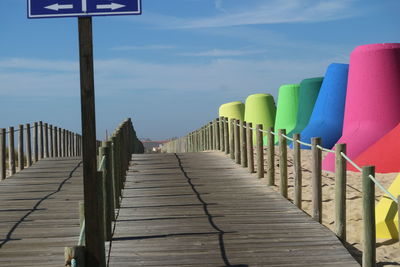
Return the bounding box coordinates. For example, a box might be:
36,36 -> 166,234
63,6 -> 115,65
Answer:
0,121 -> 82,180
164,116 -> 380,267
65,118 -> 144,267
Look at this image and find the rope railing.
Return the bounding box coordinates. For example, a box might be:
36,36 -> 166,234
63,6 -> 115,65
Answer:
163,117 -> 395,204
317,145 -> 335,153
227,119 -> 396,204
4,124 -> 43,134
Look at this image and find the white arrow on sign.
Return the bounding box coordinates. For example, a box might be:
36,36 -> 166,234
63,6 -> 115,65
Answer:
44,3 -> 74,11
96,3 -> 125,10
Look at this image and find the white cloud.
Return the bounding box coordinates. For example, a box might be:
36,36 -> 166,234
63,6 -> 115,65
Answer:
141,0 -> 363,29
0,58 -> 77,72
178,48 -> 266,57
0,56 -> 343,99
110,45 -> 176,51
214,0 -> 226,12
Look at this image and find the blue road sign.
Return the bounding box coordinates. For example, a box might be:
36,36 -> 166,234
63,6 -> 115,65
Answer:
28,0 -> 141,18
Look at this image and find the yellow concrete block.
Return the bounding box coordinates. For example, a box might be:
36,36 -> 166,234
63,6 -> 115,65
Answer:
376,173 -> 400,239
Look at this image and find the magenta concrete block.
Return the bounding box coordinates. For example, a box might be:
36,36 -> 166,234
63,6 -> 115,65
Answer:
323,43 -> 400,171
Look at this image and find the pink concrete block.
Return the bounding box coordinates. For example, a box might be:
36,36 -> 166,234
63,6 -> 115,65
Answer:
323,43 -> 400,171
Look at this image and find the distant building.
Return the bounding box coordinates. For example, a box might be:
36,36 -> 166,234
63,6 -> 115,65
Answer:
141,140 -> 168,153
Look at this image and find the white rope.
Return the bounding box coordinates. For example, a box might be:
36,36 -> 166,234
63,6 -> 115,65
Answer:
98,155 -> 106,171
339,152 -> 397,203
78,219 -> 85,246
258,128 -> 276,136
368,174 -> 398,203
340,152 -> 361,171
281,134 -> 294,142
317,145 -> 335,153
295,139 -> 312,147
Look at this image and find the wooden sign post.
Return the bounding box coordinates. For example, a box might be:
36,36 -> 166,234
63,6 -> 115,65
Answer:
78,17 -> 105,267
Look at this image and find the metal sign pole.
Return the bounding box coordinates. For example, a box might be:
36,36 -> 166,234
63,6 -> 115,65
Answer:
78,16 -> 106,267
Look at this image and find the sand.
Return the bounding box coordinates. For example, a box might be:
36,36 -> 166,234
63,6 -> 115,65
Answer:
252,147 -> 400,266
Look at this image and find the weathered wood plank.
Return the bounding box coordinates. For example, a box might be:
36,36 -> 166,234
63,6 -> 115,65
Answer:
0,158 -> 83,266
108,153 -> 359,267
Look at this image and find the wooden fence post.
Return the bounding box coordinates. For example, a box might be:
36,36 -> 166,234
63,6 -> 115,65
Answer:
202,126 -> 206,151
312,137 -> 322,223
73,133 -> 76,156
219,116 -> 225,152
54,127 -> 59,157
111,135 -> 121,208
211,120 -> 215,150
44,123 -> 49,158
247,122 -> 254,173
71,131 -> 74,156
293,133 -> 302,208
0,129 -> 5,180
224,118 -> 229,155
267,127 -> 275,186
241,121 -> 247,168
9,127 -> 16,175
62,129 -> 66,157
278,129 -> 288,198
210,122 -> 214,150
39,121 -> 44,159
18,125 -> 24,171
34,122 -> 38,162
256,124 -> 264,178
205,123 -> 210,150
49,125 -> 54,158
26,124 -> 32,167
216,118 -> 220,151
66,129 -> 69,157
234,120 -> 241,164
335,143 -> 347,241
362,166 -> 376,267
203,125 -> 207,151
229,119 -> 235,160
192,132 -> 195,153
100,142 -> 113,241
58,128 -> 62,157
196,130 -> 199,152
66,131 -> 70,157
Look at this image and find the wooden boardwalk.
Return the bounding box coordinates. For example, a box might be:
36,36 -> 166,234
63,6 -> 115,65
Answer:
108,152 -> 359,267
0,157 -> 83,266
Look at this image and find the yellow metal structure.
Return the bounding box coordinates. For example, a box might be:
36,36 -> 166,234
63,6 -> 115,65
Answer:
376,173 -> 400,239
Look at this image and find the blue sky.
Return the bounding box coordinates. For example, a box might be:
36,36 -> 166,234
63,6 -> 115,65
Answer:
1,0 -> 400,140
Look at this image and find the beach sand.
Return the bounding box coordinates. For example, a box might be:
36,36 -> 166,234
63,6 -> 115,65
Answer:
251,148 -> 400,266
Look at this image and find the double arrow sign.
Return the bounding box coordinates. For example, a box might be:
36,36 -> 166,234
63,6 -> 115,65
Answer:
28,0 -> 141,18
45,2 -> 126,11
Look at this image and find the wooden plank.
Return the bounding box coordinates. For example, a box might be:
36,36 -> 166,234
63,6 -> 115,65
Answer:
108,153 -> 359,267
0,158 -> 83,266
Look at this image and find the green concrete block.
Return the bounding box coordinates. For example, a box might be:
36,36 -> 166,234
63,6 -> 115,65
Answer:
288,77 -> 323,137
273,84 -> 300,144
219,101 -> 245,122
244,94 -> 276,145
